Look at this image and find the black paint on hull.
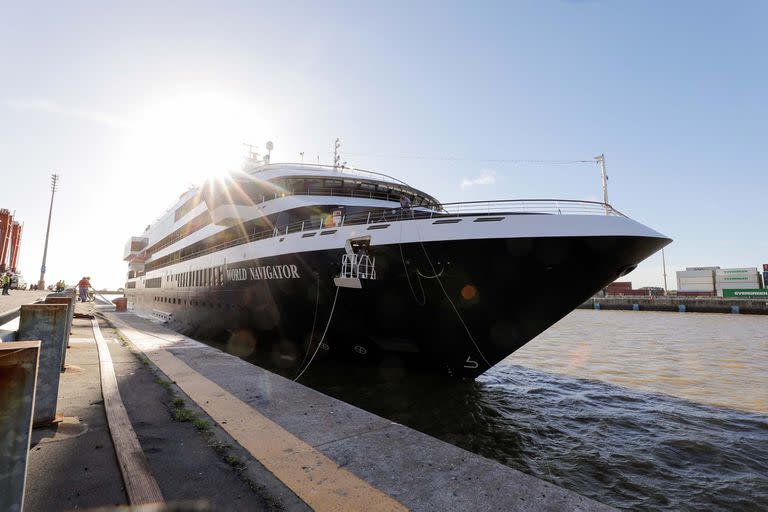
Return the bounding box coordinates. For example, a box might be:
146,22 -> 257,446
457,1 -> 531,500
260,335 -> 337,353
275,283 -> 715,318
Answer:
128,235 -> 668,379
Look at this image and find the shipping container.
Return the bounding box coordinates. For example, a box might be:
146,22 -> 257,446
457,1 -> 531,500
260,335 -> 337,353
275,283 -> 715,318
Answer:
716,283 -> 759,292
686,267 -> 720,271
715,268 -> 759,276
677,291 -> 716,297
763,264 -> 768,272
722,289 -> 768,298
677,270 -> 716,278
678,277 -> 715,284
679,282 -> 715,290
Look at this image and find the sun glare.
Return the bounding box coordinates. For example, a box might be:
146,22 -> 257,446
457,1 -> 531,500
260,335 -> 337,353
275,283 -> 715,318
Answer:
121,92 -> 272,185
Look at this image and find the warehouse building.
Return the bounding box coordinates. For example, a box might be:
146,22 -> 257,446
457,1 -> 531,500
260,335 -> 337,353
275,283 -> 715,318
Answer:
0,208 -> 23,273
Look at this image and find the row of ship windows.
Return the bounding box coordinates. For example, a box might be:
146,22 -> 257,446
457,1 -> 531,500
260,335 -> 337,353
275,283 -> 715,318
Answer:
153,296 -> 234,311
145,267 -> 225,289
176,267 -> 224,288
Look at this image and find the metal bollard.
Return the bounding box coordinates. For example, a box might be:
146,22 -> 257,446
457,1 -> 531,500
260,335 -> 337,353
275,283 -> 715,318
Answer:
0,341 -> 41,512
16,304 -> 68,426
44,295 -> 75,368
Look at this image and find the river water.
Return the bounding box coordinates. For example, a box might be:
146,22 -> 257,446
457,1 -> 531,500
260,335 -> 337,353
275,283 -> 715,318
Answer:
301,310 -> 768,511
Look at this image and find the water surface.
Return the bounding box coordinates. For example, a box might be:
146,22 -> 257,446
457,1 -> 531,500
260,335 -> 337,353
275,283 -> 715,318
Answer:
301,310 -> 768,511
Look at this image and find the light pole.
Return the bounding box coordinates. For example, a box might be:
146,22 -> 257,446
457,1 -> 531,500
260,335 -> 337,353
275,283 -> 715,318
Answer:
594,154 -> 609,214
37,174 -> 59,290
662,247 -> 668,294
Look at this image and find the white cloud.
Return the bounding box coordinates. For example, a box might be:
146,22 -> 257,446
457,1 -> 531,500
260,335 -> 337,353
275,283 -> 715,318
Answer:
5,98 -> 130,129
461,169 -> 497,188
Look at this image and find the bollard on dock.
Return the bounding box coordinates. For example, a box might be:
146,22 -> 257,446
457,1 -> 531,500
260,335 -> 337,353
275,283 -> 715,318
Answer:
44,293 -> 75,368
0,341 -> 41,512
16,304 -> 68,426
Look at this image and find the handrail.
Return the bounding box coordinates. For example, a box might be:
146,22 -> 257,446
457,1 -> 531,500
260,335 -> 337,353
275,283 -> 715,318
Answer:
244,162 -> 412,187
142,199 -> 625,273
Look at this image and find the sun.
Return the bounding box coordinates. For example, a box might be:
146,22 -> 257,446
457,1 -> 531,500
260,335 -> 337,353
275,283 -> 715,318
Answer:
120,92 -> 273,185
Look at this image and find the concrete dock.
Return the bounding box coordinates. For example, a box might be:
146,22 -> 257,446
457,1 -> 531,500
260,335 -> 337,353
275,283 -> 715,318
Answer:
4,293 -> 614,510
580,296 -> 768,314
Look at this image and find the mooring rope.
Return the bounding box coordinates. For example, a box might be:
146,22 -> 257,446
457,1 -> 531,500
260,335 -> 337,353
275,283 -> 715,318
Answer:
294,286 -> 341,382
398,213 -> 426,305
295,272 -> 321,374
416,233 -> 492,369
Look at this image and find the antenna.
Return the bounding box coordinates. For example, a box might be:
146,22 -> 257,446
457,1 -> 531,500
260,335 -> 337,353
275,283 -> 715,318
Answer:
243,143 -> 259,160
333,138 -> 341,170
594,153 -> 609,214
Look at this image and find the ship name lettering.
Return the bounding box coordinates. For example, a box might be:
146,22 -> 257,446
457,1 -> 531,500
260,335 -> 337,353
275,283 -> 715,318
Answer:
226,268 -> 248,281
235,264 -> 300,281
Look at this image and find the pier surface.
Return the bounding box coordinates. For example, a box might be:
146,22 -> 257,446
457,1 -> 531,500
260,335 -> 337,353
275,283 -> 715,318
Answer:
102,310 -> 613,511
23,303 -> 300,510
0,290 -> 49,315
10,298 -> 614,510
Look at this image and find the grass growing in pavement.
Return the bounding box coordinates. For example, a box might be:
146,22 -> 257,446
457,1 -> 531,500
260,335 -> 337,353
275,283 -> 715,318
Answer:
172,407 -> 196,422
192,417 -> 211,432
154,378 -> 172,393
140,341 -> 258,486
224,455 -> 247,472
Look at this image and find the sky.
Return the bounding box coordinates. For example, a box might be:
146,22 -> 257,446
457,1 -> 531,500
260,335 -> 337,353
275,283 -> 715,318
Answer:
0,1 -> 766,290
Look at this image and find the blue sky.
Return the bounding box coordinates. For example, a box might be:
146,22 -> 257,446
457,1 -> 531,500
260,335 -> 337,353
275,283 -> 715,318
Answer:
1,1 -> 766,289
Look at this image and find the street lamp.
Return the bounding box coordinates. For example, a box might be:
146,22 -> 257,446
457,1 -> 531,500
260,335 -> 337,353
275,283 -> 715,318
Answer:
37,174 -> 59,290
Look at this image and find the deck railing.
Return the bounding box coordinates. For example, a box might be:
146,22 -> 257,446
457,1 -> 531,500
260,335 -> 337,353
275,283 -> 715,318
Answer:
142,199 -> 625,273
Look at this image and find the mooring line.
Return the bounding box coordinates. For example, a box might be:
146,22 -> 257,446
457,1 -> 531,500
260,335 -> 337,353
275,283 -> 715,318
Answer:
91,318 -> 164,505
294,286 -> 340,382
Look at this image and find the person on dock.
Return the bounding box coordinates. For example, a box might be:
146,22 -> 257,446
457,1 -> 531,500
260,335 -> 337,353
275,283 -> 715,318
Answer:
77,276 -> 90,302
1,272 -> 11,295
86,277 -> 94,301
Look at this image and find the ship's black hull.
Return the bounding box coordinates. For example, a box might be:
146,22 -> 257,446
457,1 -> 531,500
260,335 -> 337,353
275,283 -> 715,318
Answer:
129,235 -> 668,379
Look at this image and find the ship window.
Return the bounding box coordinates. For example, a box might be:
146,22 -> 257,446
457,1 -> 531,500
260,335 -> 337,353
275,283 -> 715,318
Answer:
304,179 -> 322,193
324,179 -> 343,188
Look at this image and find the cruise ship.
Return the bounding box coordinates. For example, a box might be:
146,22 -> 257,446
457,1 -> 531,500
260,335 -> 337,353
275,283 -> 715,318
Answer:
124,148 -> 670,380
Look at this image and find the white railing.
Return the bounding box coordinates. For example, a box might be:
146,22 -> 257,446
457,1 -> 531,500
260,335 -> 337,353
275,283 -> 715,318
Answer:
144,199 -> 625,271
248,162 -> 411,186
437,199 -> 624,217
340,253 -> 377,280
